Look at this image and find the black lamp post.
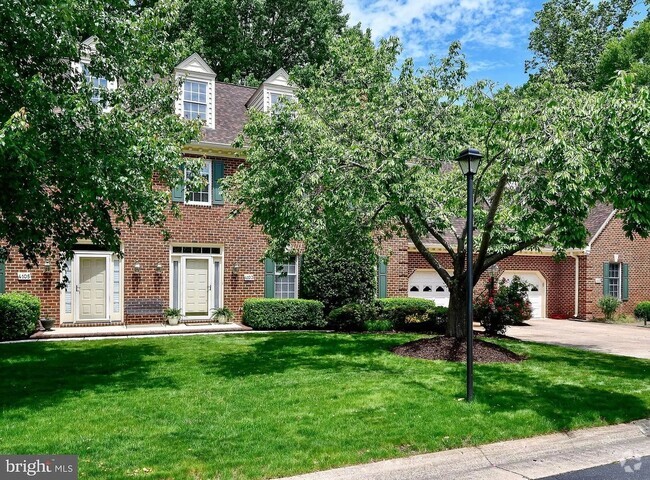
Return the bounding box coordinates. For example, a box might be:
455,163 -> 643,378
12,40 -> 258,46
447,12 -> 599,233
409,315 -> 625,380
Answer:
456,147 -> 483,402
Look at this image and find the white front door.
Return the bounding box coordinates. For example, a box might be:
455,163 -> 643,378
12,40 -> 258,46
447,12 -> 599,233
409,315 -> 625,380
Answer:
184,258 -> 210,317
78,257 -> 107,320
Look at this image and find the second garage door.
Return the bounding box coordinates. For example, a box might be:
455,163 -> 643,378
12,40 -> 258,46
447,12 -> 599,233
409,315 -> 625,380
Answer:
501,271 -> 546,318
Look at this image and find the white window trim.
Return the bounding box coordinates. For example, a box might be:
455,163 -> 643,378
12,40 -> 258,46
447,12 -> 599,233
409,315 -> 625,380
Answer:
185,160 -> 212,206
169,246 -> 224,320
182,80 -> 208,121
274,256 -> 299,299
175,73 -> 215,129
606,262 -> 622,299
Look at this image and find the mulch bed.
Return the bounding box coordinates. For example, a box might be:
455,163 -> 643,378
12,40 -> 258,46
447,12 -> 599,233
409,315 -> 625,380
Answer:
392,336 -> 526,363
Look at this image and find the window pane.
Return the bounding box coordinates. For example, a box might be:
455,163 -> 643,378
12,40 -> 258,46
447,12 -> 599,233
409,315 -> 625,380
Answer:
185,161 -> 210,203
113,259 -> 120,313
172,260 -> 180,309
275,257 -> 297,299
64,259 -> 73,314
214,261 -> 221,309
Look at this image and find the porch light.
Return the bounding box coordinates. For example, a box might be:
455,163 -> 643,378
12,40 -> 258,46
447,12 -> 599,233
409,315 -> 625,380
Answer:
456,148 -> 483,176
232,263 -> 241,275
155,263 -> 163,274
133,262 -> 142,274
43,260 -> 52,273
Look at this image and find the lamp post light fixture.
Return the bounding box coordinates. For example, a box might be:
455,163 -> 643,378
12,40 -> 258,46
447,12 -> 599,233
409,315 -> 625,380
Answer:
456,147 -> 483,402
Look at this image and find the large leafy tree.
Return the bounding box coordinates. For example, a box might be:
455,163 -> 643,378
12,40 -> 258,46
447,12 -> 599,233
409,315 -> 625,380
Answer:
181,0 -> 349,85
526,0 -> 635,87
225,28 -> 650,338
0,0 -> 201,265
595,17 -> 650,89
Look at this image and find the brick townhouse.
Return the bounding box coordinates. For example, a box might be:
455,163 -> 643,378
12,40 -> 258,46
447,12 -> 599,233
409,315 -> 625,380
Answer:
0,48 -> 648,326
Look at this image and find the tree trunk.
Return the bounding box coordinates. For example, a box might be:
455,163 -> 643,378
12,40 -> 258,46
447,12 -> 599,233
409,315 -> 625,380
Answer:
446,282 -> 468,339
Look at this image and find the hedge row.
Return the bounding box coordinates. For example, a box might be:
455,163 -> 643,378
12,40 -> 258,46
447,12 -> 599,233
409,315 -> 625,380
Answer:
242,299 -> 326,330
328,298 -> 448,333
0,292 -> 41,341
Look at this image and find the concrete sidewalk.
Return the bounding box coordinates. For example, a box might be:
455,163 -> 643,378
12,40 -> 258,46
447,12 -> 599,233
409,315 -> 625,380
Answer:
277,420 -> 650,480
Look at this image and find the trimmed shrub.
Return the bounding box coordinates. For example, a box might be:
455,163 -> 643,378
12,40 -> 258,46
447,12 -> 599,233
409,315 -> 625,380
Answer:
597,295 -> 621,322
300,235 -> 377,314
376,298 -> 447,333
634,301 -> 650,324
242,299 -> 325,330
327,303 -> 377,332
475,276 -> 533,336
0,292 -> 41,341
364,319 -> 393,332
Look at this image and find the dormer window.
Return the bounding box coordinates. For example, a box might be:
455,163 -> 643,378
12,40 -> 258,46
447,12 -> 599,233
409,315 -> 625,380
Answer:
174,54 -> 216,129
183,80 -> 207,121
245,68 -> 296,113
83,65 -> 108,103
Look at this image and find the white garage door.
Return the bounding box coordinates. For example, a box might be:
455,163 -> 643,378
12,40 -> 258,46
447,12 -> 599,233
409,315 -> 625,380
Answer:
502,272 -> 545,318
408,270 -> 449,307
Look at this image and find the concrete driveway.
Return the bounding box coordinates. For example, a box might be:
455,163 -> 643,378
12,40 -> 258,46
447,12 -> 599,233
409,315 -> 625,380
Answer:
507,319 -> 650,359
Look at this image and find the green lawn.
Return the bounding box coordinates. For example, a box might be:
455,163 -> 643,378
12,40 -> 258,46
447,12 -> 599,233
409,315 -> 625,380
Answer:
1,333 -> 649,479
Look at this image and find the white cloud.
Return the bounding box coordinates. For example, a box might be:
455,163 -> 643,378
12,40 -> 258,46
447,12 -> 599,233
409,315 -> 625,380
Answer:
343,0 -> 533,62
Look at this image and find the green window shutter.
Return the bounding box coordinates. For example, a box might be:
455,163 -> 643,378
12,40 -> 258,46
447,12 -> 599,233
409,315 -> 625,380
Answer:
212,160 -> 224,205
377,257 -> 388,298
602,263 -> 609,296
621,263 -> 629,301
0,260 -> 5,294
264,259 -> 276,298
171,163 -> 185,203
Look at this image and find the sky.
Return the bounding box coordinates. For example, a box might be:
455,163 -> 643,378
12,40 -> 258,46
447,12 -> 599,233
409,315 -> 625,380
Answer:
342,0 -> 645,87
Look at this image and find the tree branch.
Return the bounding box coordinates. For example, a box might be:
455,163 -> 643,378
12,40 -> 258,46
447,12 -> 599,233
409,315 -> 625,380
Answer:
479,224 -> 558,279
411,204 -> 457,260
400,214 -> 452,285
474,173 -> 508,274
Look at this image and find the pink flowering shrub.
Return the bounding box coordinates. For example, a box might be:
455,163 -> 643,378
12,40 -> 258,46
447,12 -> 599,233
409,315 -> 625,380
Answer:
474,276 -> 533,336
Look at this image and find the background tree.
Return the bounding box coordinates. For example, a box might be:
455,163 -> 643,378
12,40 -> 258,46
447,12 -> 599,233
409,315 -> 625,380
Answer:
526,0 -> 634,87
181,0 -> 348,85
225,28 -> 650,339
0,0 -> 201,265
595,17 -> 650,89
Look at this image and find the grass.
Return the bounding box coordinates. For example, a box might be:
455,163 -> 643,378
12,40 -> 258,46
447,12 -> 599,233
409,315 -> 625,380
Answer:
1,333 -> 649,479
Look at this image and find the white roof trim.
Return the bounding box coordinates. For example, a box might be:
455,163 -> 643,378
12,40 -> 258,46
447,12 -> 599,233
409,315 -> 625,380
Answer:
174,53 -> 216,76
587,209 -> 617,248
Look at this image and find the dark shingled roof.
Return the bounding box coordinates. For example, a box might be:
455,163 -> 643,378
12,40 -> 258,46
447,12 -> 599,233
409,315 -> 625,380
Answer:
585,203 -> 615,242
421,206 -> 615,249
201,82 -> 256,145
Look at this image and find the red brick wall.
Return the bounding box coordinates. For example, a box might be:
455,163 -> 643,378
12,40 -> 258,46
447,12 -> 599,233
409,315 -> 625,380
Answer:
119,155 -> 268,324
3,253 -> 60,320
585,217 -> 650,319
407,250 -> 577,318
